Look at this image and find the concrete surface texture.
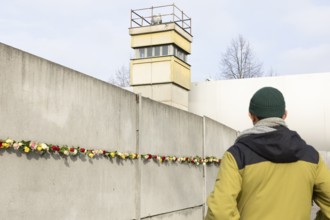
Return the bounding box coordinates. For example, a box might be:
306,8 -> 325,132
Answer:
0,42 -> 236,220
0,43 -> 138,220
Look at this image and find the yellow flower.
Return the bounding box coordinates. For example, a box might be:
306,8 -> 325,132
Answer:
24,146 -> 30,153
2,143 -> 10,148
110,152 -> 116,158
129,153 -> 137,159
88,152 -> 94,158
37,144 -> 43,151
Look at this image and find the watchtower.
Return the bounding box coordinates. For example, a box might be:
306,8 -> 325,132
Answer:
129,4 -> 192,110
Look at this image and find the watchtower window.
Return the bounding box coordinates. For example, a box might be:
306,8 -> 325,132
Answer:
138,48 -> 145,58
174,47 -> 187,62
162,45 -> 169,56
134,45 -> 188,62
154,46 -> 160,56
147,47 -> 153,57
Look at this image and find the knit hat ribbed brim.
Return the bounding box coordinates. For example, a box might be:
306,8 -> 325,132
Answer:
249,87 -> 286,118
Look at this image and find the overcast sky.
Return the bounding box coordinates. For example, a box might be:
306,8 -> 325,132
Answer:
1,0 -> 330,83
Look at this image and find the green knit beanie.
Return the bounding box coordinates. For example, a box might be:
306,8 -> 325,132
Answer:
249,87 -> 286,118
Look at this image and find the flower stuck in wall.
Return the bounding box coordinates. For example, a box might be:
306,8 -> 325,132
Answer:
0,138 -> 221,166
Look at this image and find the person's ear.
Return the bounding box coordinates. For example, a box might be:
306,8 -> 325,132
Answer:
282,110 -> 288,120
249,113 -> 258,124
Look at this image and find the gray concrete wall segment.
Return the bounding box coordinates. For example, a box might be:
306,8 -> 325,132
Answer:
140,98 -> 203,156
135,93 -> 142,220
0,150 -> 137,220
139,98 -> 204,217
140,163 -> 204,218
1,43 -> 138,220
202,117 -> 207,217
204,116 -> 238,158
0,43 -> 137,152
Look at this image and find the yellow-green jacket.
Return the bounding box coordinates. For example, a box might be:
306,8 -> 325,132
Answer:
205,125 -> 330,220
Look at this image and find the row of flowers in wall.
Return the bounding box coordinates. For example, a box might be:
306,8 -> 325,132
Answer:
0,138 -> 221,166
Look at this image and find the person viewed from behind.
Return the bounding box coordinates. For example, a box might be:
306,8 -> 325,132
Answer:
205,87 -> 330,220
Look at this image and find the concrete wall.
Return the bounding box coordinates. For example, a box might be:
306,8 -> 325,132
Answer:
0,43 -> 138,220
139,98 -> 204,218
0,43 -> 236,220
189,74 -> 330,151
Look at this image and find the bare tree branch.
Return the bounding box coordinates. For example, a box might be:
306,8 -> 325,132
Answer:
217,34 -> 263,80
109,65 -> 130,87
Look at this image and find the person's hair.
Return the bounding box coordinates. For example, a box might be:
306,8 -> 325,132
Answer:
256,116 -> 266,120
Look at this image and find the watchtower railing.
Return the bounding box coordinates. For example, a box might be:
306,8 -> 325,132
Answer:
130,4 -> 192,35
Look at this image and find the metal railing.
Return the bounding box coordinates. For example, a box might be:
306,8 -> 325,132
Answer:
130,4 -> 192,35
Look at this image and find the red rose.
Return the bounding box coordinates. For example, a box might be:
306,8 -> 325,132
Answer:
103,150 -> 106,154
153,155 -> 157,159
80,148 -> 86,153
147,154 -> 152,159
161,156 -> 166,161
52,145 -> 60,151
70,148 -> 75,152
